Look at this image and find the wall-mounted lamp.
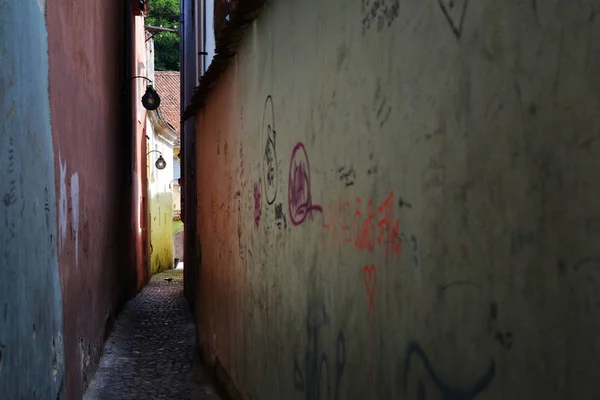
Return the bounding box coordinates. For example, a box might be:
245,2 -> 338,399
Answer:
147,150 -> 167,170
131,76 -> 161,110
169,178 -> 180,189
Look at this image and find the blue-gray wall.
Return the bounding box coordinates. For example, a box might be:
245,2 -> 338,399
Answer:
0,1 -> 66,398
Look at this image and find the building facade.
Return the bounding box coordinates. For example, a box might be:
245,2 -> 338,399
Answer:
154,71 -> 182,220
146,42 -> 178,275
0,1 -> 151,398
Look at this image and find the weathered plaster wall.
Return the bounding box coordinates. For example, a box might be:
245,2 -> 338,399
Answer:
173,183 -> 182,216
46,1 -> 139,398
134,14 -> 151,291
147,120 -> 175,274
150,192 -> 175,274
192,0 -> 600,398
0,1 -> 66,398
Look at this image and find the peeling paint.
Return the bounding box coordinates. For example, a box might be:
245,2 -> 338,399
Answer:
0,2 -> 66,397
52,338 -> 58,382
71,173 -> 79,268
35,0 -> 44,13
58,154 -> 81,268
59,155 -> 67,250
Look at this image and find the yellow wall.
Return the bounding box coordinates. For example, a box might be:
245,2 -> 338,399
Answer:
150,191 -> 173,274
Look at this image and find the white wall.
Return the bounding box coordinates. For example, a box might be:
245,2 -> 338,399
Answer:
147,124 -> 175,196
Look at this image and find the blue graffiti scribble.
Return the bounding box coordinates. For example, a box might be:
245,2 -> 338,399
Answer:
403,341 -> 495,400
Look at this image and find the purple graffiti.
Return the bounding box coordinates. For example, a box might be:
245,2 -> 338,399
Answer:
288,143 -> 322,226
254,179 -> 262,228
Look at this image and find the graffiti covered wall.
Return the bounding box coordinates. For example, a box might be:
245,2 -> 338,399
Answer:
191,0 -> 600,399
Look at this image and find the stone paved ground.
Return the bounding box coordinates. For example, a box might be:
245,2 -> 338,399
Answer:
83,270 -> 219,400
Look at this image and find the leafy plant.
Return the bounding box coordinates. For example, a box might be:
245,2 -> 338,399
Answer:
147,0 -> 180,71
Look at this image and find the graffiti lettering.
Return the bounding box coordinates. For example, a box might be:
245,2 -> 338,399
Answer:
262,96 -> 278,205
275,202 -> 287,229
376,191 -> 401,259
363,265 -> 376,314
403,341 -> 495,399
361,0 -> 400,35
292,301 -> 346,400
437,0 -> 470,39
363,263 -> 377,384
288,143 -> 322,226
398,196 -> 412,209
338,166 -> 355,187
254,179 -> 262,228
367,153 -> 379,176
323,190 -> 402,258
355,198 -> 375,251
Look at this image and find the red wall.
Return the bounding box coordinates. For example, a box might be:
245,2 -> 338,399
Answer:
46,1 -> 145,398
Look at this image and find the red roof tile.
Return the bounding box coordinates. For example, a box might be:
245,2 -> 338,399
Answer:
155,71 -> 180,133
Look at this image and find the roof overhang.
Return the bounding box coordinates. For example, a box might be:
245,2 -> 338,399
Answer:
147,109 -> 179,146
183,0 -> 266,120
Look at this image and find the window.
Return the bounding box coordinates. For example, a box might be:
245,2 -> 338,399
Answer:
195,0 -> 216,79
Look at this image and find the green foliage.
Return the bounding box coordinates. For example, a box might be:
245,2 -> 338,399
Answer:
147,0 -> 180,71
172,219 -> 184,234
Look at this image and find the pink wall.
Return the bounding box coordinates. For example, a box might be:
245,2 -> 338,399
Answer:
46,1 -> 147,398
193,68 -> 244,389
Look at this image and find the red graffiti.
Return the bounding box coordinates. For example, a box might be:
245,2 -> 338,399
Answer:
288,143 -> 322,225
322,202 -> 340,250
363,265 -> 376,314
356,198 -> 375,251
341,201 -> 353,244
376,191 -> 401,258
254,179 -> 262,228
323,190 -> 402,257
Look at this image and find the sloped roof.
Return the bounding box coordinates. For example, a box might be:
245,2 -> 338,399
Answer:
155,71 -> 180,133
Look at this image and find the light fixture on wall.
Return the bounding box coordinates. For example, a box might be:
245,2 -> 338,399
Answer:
142,86 -> 160,110
131,76 -> 161,111
147,150 -> 166,170
168,178 -> 180,189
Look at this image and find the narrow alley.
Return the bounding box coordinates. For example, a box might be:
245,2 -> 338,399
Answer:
3,0 -> 600,399
83,270 -> 218,400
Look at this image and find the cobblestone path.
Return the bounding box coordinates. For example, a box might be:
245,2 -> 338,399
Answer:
84,270 -> 219,400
